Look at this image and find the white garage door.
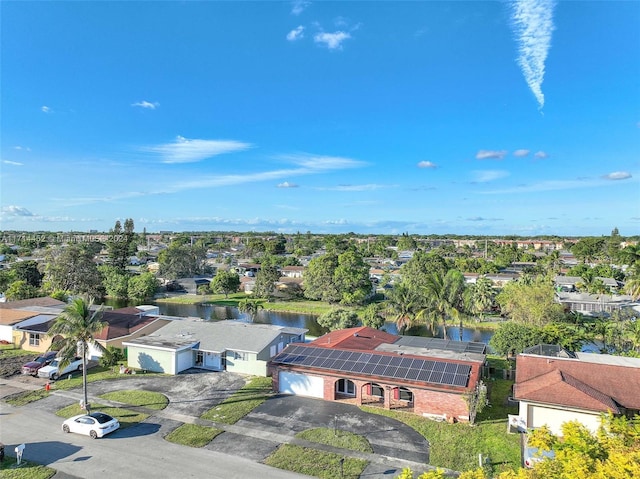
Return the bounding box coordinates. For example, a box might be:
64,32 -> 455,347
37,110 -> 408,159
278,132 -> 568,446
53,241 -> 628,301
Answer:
279,371 -> 324,398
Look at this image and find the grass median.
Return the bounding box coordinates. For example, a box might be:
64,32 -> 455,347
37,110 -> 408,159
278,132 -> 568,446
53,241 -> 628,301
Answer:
296,427 -> 373,453
164,423 -> 224,447
265,444 -> 368,479
0,456 -> 56,479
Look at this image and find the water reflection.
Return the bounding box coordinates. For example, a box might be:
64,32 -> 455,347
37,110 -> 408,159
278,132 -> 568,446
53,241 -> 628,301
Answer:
102,298 -> 496,344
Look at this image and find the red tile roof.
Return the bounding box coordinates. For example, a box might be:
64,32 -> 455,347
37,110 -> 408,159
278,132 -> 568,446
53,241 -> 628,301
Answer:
514,354 -> 640,412
310,326 -> 398,351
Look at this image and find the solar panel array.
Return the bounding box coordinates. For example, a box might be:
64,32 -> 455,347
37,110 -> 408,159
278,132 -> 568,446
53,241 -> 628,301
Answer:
274,345 -> 471,387
393,336 -> 487,354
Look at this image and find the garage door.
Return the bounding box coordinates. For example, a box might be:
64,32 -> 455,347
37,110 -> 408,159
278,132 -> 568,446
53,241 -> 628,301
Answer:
279,371 -> 324,398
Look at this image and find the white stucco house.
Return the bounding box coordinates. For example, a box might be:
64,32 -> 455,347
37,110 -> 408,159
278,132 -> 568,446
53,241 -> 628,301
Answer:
123,319 -> 307,376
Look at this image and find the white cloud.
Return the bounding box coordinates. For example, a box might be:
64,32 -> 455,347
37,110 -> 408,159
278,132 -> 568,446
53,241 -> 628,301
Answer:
513,149 -> 530,157
287,26 -> 305,41
1,205 -> 35,217
13,146 -> 31,151
291,0 -> 310,15
132,100 -> 159,109
534,150 -> 549,159
472,170 -> 510,183
314,31 -> 351,50
144,136 -> 252,164
510,0 -> 556,110
603,171 -> 632,180
313,183 -> 395,192
467,217 -> 504,222
2,160 -> 23,166
476,150 -> 508,160
41,106 -> 51,113
277,181 -> 299,188
417,161 -> 437,168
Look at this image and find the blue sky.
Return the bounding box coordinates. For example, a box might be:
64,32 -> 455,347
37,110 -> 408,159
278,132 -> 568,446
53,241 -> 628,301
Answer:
1,1 -> 639,236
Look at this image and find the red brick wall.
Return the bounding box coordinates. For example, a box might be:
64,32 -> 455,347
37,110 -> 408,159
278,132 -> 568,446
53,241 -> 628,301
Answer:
413,388 -> 469,421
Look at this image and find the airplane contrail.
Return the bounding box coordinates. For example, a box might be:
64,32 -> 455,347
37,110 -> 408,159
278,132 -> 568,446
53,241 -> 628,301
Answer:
511,0 -> 556,110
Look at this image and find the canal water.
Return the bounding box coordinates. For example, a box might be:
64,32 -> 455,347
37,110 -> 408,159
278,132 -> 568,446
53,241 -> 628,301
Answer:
105,298 -> 496,344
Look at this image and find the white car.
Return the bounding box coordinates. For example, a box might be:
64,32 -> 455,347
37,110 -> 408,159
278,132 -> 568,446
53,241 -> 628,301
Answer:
62,412 -> 120,439
38,357 -> 83,380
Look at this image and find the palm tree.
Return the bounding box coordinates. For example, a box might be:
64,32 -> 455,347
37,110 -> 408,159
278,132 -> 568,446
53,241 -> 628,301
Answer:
238,298 -> 264,322
417,270 -> 466,340
470,277 -> 495,323
384,283 -> 420,335
48,297 -> 107,414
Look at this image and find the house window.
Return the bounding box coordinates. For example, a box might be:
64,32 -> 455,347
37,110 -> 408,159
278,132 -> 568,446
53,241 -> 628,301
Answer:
29,333 -> 40,347
195,351 -> 204,367
336,379 -> 355,396
230,351 -> 248,361
398,387 -> 413,402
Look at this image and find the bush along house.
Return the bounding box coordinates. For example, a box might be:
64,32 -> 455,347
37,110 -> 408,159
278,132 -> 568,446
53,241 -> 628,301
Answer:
268,326 -> 487,423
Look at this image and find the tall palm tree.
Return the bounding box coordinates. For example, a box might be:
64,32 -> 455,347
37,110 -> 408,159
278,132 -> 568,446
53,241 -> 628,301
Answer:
470,277 -> 495,323
238,298 -> 264,322
417,270 -> 466,340
384,283 -> 420,335
48,297 -> 106,414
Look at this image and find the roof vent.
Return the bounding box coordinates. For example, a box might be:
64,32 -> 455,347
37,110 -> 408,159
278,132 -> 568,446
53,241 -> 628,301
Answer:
354,333 -> 359,337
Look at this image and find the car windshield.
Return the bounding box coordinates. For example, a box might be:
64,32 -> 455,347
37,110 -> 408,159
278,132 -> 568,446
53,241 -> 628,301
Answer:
50,360 -> 59,367
34,357 -> 46,364
89,412 -> 114,424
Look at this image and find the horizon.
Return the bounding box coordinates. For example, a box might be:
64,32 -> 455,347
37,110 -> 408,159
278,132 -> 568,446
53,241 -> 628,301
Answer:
2,1 -> 639,237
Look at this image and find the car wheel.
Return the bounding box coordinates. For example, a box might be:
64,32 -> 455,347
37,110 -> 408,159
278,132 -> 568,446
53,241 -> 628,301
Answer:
63,424 -> 70,433
51,373 -> 58,381
90,430 -> 98,439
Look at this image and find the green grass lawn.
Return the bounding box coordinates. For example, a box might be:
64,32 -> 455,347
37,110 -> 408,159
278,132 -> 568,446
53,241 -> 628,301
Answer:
0,456 -> 56,479
201,376 -> 273,424
164,423 -> 224,447
0,347 -> 35,358
5,389 -> 51,407
359,379 -> 520,475
56,403 -> 149,428
296,428 -> 374,453
99,390 -> 169,410
4,366 -> 163,406
265,444 -> 368,479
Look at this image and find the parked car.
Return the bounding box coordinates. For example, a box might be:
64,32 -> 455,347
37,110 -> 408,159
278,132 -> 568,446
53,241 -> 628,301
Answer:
62,412 -> 120,439
38,357 -> 83,380
21,351 -> 58,376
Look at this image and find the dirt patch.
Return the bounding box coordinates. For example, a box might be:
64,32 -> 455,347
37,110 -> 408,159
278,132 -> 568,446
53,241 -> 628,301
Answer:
0,351 -> 37,378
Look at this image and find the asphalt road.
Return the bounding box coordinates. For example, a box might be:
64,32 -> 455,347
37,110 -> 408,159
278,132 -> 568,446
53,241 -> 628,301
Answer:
0,402 -> 312,479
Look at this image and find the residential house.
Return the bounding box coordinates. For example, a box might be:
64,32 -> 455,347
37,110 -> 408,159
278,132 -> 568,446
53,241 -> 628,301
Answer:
0,309 -> 41,343
514,344 -> 640,435
123,319 -> 307,376
280,266 -> 304,279
269,326 -> 487,422
555,292 -> 635,316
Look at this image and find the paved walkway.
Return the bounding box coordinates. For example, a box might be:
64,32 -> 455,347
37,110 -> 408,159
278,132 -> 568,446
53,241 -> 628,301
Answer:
1,376 -> 459,478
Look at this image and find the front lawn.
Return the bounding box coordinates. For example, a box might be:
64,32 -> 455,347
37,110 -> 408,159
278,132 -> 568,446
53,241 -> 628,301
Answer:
99,390 -> 169,410
296,427 -> 374,453
5,389 -> 50,406
56,403 -> 149,428
265,444 -> 368,479
164,423 -> 224,447
201,376 -> 273,424
362,407 -> 519,474
0,456 -> 56,479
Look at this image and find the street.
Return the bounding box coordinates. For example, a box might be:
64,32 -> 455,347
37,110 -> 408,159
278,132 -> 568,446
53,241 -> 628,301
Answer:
0,403 -> 311,479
